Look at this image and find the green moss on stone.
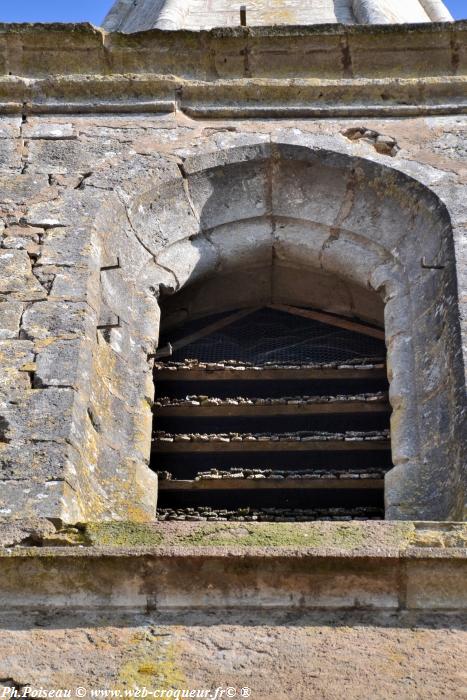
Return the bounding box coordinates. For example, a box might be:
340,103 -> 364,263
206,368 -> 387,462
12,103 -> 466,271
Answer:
32,520 -> 442,551
85,522 -> 163,547
173,522 -> 368,549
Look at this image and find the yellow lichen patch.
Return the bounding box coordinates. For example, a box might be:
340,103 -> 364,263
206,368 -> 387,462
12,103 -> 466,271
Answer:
19,362 -> 37,372
410,524 -> 467,548
118,632 -> 185,691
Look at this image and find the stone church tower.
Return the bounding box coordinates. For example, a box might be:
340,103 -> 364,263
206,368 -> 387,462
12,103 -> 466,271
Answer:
0,0 -> 465,694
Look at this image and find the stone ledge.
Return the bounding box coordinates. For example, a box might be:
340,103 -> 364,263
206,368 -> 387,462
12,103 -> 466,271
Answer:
0,522 -> 465,611
0,22 -> 465,116
1,519 -> 466,548
1,545 -> 466,559
0,542 -> 465,612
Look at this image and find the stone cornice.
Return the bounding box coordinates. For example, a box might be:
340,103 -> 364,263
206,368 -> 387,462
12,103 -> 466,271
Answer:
0,21 -> 465,117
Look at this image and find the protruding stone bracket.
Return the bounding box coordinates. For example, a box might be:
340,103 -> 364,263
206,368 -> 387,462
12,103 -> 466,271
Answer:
96,313 -> 120,330
100,258 -> 121,272
421,256 -> 446,270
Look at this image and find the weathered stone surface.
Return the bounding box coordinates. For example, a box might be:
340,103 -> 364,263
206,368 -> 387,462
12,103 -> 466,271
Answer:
155,236 -> 219,288
38,226 -> 94,267
0,517 -> 56,546
0,139 -> 21,171
0,250 -> 46,300
48,266 -> 100,308
0,478 -> 81,521
189,161 -> 269,230
0,339 -> 35,394
209,218 -> 273,272
0,608 -> 464,696
21,300 -> 96,339
0,439 -> 81,485
0,175 -> 55,207
0,302 -> 23,340
128,178 -> 198,254
0,387 -> 85,443
0,117 -> 21,139
34,338 -> 92,389
22,121 -> 76,140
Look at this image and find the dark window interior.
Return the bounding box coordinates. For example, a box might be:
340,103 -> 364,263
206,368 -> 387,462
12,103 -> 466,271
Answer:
152,307 -> 391,521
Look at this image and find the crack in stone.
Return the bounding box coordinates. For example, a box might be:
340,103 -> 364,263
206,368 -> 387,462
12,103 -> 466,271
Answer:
177,162 -> 200,225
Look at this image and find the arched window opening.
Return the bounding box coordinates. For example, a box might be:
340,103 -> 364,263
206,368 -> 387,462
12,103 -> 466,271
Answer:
152,305 -> 391,522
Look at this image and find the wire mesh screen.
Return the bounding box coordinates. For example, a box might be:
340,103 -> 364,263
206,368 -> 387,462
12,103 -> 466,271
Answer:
161,307 -> 385,364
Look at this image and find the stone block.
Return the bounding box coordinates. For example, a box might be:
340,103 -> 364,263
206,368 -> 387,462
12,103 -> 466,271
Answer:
384,292 -> 413,341
406,560 -> 467,610
188,161 -> 269,230
21,300 -> 96,340
35,337 -> 92,389
0,517 -> 56,547
369,260 -> 407,302
2,235 -> 41,256
274,220 -> 329,270
0,302 -> 23,340
0,439 -> 81,487
333,171 -> 428,254
273,158 -> 352,229
347,281 -> 384,326
390,404 -> 422,465
22,122 -> 76,140
0,140 -> 21,171
0,118 -> 21,140
321,236 -> 386,289
208,218 -> 273,273
138,262 -> 177,298
0,339 -> 35,394
97,392 -> 153,464
0,250 -> 46,301
128,178 -> 199,254
39,226 -> 95,267
85,152 -> 182,199
98,286 -> 158,357
272,265 -> 353,318
0,478 -> 82,522
0,387 -> 82,443
25,137 -> 125,175
155,236 -> 219,288
181,139 -> 270,175
2,224 -> 42,240
248,34 -> 345,80
419,386 -> 453,446
387,333 -> 417,408
49,266 -> 100,310
349,29 -> 452,79
432,182 -> 467,227
92,444 -> 157,521
0,174 -> 54,207
24,202 -> 71,228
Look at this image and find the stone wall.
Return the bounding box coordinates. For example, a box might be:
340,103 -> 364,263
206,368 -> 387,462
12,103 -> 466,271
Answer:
0,24 -> 465,523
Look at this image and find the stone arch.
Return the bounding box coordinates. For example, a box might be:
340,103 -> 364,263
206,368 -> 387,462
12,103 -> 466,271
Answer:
127,142 -> 465,520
